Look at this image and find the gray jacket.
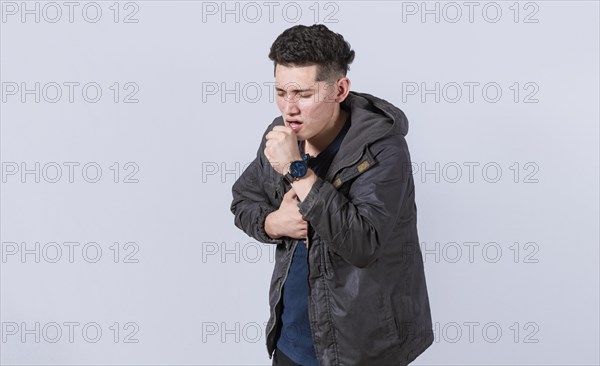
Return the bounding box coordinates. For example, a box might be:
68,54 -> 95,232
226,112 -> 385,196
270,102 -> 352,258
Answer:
230,91 -> 434,365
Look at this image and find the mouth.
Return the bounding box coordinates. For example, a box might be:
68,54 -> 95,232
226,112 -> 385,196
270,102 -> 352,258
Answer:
286,119 -> 303,132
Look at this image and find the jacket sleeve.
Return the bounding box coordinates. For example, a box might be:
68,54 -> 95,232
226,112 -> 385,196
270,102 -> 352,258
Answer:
298,134 -> 412,267
230,125 -> 284,245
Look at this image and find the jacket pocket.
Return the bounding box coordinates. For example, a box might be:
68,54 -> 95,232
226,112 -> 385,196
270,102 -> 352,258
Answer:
381,292 -> 401,342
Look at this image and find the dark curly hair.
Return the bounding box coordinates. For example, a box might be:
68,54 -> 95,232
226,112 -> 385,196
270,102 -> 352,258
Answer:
268,24 -> 355,82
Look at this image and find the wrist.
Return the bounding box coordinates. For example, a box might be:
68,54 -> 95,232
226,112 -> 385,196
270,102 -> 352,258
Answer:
283,157 -> 308,184
290,169 -> 317,201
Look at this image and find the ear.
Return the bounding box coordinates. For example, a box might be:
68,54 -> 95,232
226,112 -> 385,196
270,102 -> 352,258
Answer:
335,77 -> 351,103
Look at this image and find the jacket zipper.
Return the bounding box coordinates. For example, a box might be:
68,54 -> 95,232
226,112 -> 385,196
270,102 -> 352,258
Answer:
266,149 -> 364,360
266,239 -> 297,354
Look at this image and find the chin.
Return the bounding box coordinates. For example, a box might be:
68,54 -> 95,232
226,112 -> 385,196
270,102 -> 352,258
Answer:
298,133 -> 311,141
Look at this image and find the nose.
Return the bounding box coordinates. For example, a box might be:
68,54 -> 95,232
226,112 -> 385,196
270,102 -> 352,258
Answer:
283,95 -> 300,115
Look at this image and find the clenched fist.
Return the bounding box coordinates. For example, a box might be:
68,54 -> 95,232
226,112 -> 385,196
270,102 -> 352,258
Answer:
264,188 -> 308,240
264,125 -> 302,175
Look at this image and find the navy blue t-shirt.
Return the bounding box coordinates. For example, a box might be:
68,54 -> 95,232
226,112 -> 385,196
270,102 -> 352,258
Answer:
276,115 -> 351,365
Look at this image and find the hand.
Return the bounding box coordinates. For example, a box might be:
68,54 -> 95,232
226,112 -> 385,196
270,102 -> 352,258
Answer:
264,188 -> 308,240
264,125 -> 302,175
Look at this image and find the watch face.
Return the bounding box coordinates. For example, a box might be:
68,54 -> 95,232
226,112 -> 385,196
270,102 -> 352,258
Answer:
290,161 -> 307,178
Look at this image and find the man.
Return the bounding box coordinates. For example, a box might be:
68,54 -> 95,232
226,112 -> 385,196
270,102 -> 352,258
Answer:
230,24 -> 433,365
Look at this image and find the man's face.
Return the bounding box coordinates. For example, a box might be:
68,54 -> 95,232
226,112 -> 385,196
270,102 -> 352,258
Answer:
274,64 -> 340,142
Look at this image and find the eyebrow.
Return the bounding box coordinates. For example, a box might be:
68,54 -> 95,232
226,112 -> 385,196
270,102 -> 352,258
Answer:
274,87 -> 313,93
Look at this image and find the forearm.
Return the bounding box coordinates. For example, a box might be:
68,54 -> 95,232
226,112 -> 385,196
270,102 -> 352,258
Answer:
230,153 -> 283,245
232,200 -> 282,244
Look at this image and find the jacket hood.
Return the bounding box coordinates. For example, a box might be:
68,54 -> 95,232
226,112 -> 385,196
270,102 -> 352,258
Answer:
326,91 -> 408,173
342,91 -> 409,137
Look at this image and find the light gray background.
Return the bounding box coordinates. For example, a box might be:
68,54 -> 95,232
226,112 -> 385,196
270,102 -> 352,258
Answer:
1,1 -> 599,365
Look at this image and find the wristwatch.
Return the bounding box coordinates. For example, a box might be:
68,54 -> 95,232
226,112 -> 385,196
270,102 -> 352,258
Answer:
283,160 -> 308,184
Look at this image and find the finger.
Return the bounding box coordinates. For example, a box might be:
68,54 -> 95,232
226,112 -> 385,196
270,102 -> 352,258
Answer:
265,126 -> 282,138
272,125 -> 292,133
292,227 -> 307,238
265,141 -> 278,150
266,131 -> 282,140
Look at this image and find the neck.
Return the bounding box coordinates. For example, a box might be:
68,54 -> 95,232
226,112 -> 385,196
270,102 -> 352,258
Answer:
305,107 -> 348,157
